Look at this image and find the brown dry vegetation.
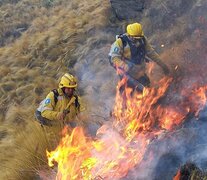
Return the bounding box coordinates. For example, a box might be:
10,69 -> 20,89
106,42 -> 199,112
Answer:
0,0 -> 111,179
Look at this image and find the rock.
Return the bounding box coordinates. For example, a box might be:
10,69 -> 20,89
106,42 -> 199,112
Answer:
110,0 -> 145,20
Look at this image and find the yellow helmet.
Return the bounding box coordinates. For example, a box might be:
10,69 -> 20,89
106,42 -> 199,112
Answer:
127,23 -> 144,36
59,73 -> 77,88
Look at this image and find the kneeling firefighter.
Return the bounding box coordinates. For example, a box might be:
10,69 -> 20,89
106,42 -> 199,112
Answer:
109,22 -> 170,92
35,73 -> 85,127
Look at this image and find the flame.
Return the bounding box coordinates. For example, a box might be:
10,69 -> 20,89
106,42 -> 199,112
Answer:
173,169 -> 181,180
47,75 -> 207,180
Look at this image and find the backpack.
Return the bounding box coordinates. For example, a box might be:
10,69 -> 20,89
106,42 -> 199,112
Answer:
35,89 -> 80,126
119,34 -> 147,64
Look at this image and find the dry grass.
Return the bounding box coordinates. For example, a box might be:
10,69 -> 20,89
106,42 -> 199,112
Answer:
0,121 -> 62,179
0,0 -> 111,178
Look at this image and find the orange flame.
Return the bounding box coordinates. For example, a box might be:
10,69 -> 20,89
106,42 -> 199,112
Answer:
47,76 -> 207,180
173,169 -> 181,180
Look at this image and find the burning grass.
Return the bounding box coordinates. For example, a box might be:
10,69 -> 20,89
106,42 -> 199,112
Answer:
46,76 -> 207,179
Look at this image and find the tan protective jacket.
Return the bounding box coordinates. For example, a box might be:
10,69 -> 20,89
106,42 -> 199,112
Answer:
37,88 -> 85,123
109,35 -> 167,79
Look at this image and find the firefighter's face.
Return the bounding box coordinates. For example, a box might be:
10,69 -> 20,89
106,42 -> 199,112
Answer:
129,35 -> 141,43
64,87 -> 74,97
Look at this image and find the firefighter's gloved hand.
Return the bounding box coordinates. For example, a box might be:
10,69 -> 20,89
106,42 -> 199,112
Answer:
57,112 -> 66,121
117,61 -> 132,73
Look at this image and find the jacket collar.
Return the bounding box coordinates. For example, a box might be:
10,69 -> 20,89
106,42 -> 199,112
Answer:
57,88 -> 76,102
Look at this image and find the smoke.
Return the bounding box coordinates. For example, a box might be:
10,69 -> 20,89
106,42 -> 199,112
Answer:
47,0 -> 207,179
121,111 -> 207,180
68,29 -> 118,135
72,34 -> 207,179
69,34 -> 207,180
122,51 -> 207,179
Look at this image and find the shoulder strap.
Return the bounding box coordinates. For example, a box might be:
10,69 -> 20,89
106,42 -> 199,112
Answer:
74,95 -> 80,111
51,89 -> 59,105
118,34 -> 128,48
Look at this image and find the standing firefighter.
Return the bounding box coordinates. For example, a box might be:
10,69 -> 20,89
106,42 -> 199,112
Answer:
35,73 -> 85,127
109,22 -> 170,92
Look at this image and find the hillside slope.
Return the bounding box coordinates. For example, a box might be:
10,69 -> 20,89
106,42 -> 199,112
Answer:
0,0 -> 207,179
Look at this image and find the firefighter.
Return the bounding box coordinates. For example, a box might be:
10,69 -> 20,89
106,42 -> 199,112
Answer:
109,22 -> 170,91
35,73 -> 85,127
